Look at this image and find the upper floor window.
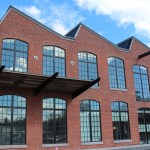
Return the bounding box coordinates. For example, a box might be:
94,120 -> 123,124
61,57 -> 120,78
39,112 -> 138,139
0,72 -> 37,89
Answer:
1,39 -> 28,72
43,46 -> 65,77
133,65 -> 150,99
78,52 -> 98,86
43,98 -> 67,144
80,100 -> 101,143
108,57 -> 126,89
111,101 -> 130,140
0,95 -> 26,145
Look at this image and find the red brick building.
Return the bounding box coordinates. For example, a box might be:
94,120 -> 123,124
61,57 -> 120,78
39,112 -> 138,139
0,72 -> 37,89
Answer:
0,6 -> 150,150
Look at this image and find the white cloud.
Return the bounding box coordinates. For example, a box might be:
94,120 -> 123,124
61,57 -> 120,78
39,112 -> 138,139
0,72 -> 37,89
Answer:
17,3 -> 84,35
46,4 -> 85,35
18,6 -> 46,24
51,20 -> 69,35
75,0 -> 150,38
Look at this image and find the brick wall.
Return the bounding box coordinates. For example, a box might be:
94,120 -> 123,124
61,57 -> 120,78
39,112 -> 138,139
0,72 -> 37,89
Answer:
0,9 -> 150,150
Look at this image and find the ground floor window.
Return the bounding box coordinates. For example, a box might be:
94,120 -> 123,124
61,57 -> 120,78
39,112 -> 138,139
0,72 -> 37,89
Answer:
43,98 -> 67,144
111,101 -> 130,140
0,95 -> 26,145
138,108 -> 150,144
80,100 -> 101,142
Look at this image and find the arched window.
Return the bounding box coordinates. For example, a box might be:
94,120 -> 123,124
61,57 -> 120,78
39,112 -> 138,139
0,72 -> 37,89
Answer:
138,108 -> 150,144
0,95 -> 26,145
133,65 -> 150,99
108,57 -> 126,89
43,98 -> 67,144
1,39 -> 28,72
78,52 -> 98,86
43,46 -> 65,77
111,101 -> 130,140
80,100 -> 101,142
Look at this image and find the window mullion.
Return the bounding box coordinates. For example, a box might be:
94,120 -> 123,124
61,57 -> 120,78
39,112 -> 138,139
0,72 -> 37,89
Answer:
89,102 -> 92,142
53,47 -> 55,74
54,99 -> 56,144
140,71 -> 144,99
144,111 -> 148,144
13,40 -> 16,71
115,59 -> 119,88
118,103 -> 122,140
10,95 -> 14,145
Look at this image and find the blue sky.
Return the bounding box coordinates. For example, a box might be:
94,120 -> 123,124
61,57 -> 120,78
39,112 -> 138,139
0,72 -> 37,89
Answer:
1,0 -> 150,46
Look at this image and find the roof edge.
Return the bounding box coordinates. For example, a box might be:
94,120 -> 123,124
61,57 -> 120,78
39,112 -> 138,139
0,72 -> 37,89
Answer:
118,36 -> 150,51
65,23 -> 81,36
117,36 -> 133,46
132,36 -> 150,51
79,23 -> 123,51
0,5 -> 75,41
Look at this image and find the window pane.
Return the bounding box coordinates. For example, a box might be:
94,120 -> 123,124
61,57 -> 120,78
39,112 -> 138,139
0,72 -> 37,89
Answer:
78,52 -> 87,61
80,100 -> 101,142
133,65 -> 150,99
108,57 -> 126,89
0,95 -> 26,145
43,46 -> 65,77
79,62 -> 88,80
15,52 -> 27,72
1,39 -> 28,72
138,108 -> 150,144
2,50 -> 14,71
78,52 -> 98,87
43,98 -> 67,144
111,101 -> 130,140
16,40 -> 28,52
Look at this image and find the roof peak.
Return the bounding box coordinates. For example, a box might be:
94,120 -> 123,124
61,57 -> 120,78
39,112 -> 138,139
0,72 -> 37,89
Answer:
117,36 -> 134,50
2,5 -> 74,41
1,5 -> 150,52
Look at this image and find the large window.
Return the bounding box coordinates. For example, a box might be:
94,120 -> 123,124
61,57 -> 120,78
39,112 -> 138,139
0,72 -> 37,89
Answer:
80,100 -> 101,142
0,95 -> 26,145
43,46 -> 65,77
108,57 -> 126,89
133,65 -> 150,99
111,101 -> 130,140
1,39 -> 28,72
138,108 -> 150,144
43,98 -> 67,144
78,52 -> 98,86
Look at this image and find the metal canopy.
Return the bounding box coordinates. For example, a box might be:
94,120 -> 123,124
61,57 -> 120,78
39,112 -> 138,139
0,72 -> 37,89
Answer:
138,51 -> 150,59
0,71 -> 99,98
72,78 -> 100,99
33,72 -> 59,96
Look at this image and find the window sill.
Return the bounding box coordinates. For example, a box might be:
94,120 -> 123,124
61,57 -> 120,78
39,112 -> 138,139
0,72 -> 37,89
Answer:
42,143 -> 69,147
136,99 -> 150,102
0,145 -> 27,149
110,88 -> 127,91
114,139 -> 132,143
81,141 -> 103,145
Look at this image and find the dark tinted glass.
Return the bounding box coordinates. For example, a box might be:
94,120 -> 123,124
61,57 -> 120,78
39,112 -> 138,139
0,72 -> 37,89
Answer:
138,108 -> 150,144
0,95 -> 26,145
111,101 -> 130,140
43,98 -> 67,144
